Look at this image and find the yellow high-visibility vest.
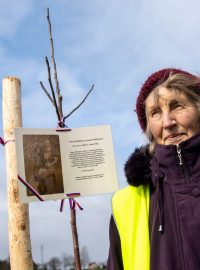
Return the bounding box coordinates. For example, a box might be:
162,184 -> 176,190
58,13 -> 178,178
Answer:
112,185 -> 150,270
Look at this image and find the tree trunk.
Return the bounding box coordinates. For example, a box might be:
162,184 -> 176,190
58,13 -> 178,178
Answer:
70,209 -> 82,270
2,77 -> 33,270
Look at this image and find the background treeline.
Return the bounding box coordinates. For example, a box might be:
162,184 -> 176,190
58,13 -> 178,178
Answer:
0,246 -> 106,270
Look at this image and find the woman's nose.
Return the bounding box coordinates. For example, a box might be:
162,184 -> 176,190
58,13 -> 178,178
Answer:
162,112 -> 176,129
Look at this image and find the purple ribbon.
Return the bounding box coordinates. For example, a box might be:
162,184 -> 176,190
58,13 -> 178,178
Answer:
0,137 -> 15,145
18,175 -> 44,201
60,193 -> 83,212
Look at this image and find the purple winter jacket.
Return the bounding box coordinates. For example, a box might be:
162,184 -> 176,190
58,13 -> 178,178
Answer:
107,132 -> 200,270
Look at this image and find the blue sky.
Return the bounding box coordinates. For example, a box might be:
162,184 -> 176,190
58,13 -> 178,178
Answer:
1,0 -> 200,265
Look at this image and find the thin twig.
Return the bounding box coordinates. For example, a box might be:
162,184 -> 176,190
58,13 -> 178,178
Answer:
45,56 -> 60,120
47,8 -> 63,118
63,84 -> 94,121
39,81 -> 55,106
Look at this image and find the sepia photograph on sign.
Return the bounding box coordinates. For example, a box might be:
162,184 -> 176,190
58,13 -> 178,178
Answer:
23,135 -> 64,196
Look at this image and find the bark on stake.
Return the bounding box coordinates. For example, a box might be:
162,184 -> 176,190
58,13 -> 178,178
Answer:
2,77 -> 33,270
70,209 -> 81,270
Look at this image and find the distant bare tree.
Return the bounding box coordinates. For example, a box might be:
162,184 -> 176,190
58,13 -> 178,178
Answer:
48,257 -> 61,270
0,258 -> 10,270
62,253 -> 74,269
80,246 -> 90,268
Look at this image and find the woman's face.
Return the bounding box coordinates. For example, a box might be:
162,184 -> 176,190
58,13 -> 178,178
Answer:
145,87 -> 200,145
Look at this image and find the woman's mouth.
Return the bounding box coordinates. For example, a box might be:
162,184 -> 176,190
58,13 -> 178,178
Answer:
164,133 -> 186,144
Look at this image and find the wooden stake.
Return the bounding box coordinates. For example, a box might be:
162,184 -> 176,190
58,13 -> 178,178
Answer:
2,77 -> 33,270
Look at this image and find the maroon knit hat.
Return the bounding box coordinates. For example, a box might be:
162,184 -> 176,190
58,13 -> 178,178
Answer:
136,68 -> 198,132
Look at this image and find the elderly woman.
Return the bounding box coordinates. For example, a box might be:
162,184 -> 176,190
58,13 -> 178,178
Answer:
107,68 -> 200,270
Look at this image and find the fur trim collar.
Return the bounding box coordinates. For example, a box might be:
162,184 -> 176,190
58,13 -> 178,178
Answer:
124,145 -> 152,186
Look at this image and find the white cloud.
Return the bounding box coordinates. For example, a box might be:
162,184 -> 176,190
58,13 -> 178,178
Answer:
0,0 -> 33,38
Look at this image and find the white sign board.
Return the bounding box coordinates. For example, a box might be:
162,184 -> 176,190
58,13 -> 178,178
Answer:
15,125 -> 119,203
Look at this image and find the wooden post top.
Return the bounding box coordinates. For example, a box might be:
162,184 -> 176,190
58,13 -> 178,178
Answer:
3,76 -> 21,84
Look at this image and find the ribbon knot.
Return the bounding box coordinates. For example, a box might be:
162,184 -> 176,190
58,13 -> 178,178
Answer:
0,137 -> 15,146
57,117 -> 68,128
0,137 -> 5,145
69,198 -> 83,210
60,193 -> 83,212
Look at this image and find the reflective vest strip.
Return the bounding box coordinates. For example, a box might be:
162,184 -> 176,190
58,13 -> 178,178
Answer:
112,185 -> 150,270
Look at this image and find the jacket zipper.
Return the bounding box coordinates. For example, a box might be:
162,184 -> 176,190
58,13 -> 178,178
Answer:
176,144 -> 190,183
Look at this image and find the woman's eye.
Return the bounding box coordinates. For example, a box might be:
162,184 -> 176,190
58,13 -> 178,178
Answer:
151,109 -> 161,117
172,102 -> 183,109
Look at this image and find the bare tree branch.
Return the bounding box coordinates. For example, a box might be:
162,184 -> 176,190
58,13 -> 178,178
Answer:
39,81 -> 55,106
47,8 -> 63,118
63,84 -> 94,121
45,56 -> 60,120
40,8 -> 95,270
